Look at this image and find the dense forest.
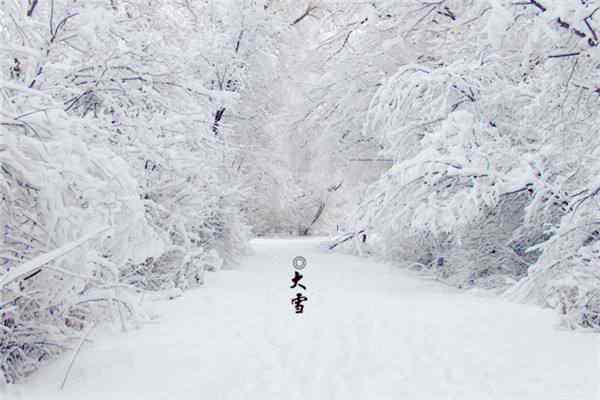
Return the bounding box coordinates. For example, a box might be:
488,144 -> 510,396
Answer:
1,0 -> 600,387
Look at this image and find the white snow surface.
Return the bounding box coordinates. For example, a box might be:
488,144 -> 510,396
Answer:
4,238 -> 599,400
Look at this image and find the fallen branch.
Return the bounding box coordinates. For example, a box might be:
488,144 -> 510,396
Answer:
329,230 -> 365,250
0,226 -> 111,289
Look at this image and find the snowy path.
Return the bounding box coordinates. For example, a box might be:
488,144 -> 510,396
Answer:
5,238 -> 599,400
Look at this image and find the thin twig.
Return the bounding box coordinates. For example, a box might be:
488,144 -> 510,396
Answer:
60,321 -> 97,390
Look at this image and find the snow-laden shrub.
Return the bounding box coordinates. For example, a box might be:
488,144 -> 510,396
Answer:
508,192 -> 600,329
354,0 -> 600,328
437,193 -> 532,289
0,0 -> 254,382
34,0 -> 250,282
0,88 -> 163,383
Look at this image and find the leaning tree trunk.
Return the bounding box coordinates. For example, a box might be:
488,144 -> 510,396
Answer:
302,201 -> 326,236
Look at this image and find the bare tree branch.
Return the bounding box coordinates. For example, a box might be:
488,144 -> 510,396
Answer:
26,0 -> 39,17
291,5 -> 317,26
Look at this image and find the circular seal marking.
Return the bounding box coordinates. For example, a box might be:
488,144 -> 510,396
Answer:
292,256 -> 307,270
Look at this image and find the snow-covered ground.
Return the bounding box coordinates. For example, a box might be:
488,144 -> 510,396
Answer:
4,238 -> 599,400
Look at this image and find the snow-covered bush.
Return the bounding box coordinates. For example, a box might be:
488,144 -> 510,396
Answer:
346,0 -> 600,328
0,0 -> 262,382
0,80 -> 165,382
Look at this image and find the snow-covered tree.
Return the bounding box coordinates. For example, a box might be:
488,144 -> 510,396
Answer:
0,0 -> 283,382
351,0 -> 600,327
